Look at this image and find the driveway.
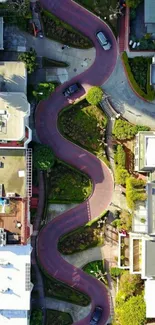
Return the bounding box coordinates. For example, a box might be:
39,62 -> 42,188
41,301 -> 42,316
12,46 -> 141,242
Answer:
36,1 -> 117,324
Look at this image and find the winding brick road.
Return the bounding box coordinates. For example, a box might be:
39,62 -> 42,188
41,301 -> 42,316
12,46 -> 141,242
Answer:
36,0 -> 117,324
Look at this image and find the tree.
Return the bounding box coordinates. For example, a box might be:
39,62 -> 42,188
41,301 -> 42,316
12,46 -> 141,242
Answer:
5,0 -> 30,16
113,119 -> 150,140
33,144 -> 55,170
120,271 -> 143,298
33,83 -> 56,101
111,209 -> 132,231
126,0 -> 143,8
116,295 -> 146,325
115,167 -> 129,185
86,86 -> 103,105
18,48 -> 38,74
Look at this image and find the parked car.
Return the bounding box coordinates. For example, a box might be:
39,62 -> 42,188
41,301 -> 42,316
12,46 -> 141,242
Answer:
63,83 -> 81,97
31,21 -> 44,38
90,306 -> 103,325
96,31 -> 111,50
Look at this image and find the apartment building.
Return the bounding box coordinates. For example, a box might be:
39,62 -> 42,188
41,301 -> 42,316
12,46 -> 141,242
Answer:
0,61 -> 32,325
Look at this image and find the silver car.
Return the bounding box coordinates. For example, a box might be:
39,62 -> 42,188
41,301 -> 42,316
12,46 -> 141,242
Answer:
96,31 -> 111,50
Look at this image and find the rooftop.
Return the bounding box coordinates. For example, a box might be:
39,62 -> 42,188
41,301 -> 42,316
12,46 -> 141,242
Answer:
145,280 -> 155,318
0,62 -> 26,93
0,149 -> 27,197
145,136 -> 155,167
145,0 -> 155,24
0,199 -> 26,244
0,244 -> 31,311
0,310 -> 28,325
0,93 -> 29,141
145,240 -> 155,277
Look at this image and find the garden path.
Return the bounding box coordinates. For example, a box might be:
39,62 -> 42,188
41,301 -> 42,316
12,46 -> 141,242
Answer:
45,297 -> 91,322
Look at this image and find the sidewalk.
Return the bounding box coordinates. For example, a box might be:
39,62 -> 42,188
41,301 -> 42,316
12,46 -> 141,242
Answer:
103,56 -> 155,129
45,297 -> 91,322
4,25 -> 95,82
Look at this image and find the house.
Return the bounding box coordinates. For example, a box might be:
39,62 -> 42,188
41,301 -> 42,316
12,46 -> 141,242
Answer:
134,131 -> 155,172
144,0 -> 155,34
0,244 -> 33,325
0,61 -> 32,325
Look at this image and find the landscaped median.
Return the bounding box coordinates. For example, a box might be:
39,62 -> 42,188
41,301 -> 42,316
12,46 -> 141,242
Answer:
121,52 -> 155,101
58,211 -> 108,254
58,97 -> 109,166
41,9 -> 93,49
48,159 -> 92,204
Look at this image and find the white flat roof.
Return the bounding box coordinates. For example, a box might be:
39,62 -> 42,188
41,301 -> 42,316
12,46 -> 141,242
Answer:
0,310 -> 28,325
145,280 -> 155,318
145,136 -> 155,167
0,92 -> 29,141
0,245 -> 31,311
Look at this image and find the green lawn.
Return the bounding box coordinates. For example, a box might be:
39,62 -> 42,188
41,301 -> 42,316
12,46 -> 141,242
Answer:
58,211 -> 108,254
30,309 -> 42,325
48,160 -> 92,203
46,309 -> 73,325
74,0 -> 118,34
58,100 -> 109,165
42,272 -> 90,306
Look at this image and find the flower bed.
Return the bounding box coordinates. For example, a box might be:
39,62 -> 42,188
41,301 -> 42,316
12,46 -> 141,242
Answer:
58,211 -> 108,254
48,160 -> 92,203
58,100 -> 108,164
41,10 -> 92,49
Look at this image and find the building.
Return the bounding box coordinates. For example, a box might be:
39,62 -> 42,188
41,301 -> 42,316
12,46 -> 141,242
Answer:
134,131 -> 155,172
0,62 -> 32,325
144,0 -> 155,34
118,131 -> 155,318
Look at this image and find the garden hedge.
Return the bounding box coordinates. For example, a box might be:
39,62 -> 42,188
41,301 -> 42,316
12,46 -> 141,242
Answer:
122,52 -> 155,101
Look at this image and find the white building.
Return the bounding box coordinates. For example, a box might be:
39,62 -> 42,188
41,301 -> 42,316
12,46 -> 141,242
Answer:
0,244 -> 32,325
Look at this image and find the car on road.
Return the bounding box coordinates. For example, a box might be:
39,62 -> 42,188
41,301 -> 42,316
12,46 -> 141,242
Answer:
90,306 -> 103,325
63,83 -> 81,97
96,31 -> 111,50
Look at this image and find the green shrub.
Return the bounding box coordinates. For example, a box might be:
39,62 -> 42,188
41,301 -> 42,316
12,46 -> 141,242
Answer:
126,0 -> 143,8
116,167 -> 129,185
110,267 -> 124,278
18,48 -> 37,74
32,82 -> 56,101
58,100 -> 107,160
86,87 -> 103,105
48,160 -> 92,203
111,210 -> 132,231
126,176 -> 147,209
33,143 -> 55,170
113,118 -> 150,140
30,309 -> 42,325
122,52 -> 155,101
120,272 -> 143,298
42,57 -> 69,68
115,145 -> 126,167
116,295 -> 146,325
